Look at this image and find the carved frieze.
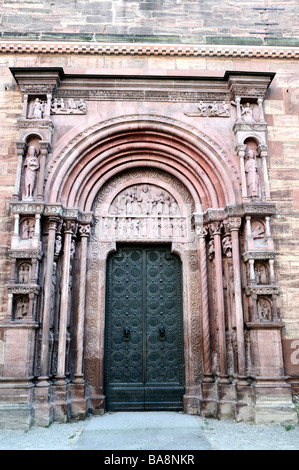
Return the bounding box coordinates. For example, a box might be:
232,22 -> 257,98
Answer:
8,249 -> 43,260
5,284 -> 40,295
185,100 -> 231,117
243,251 -> 276,262
51,98 -> 87,115
10,202 -> 44,214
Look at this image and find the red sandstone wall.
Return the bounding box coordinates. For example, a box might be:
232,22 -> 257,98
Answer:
0,0 -> 298,44
0,50 -> 298,359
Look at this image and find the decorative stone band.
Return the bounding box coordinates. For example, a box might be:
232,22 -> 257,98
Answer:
243,251 -> 276,262
245,286 -> 280,296
8,249 -> 43,260
5,284 -> 40,295
1,41 -> 299,60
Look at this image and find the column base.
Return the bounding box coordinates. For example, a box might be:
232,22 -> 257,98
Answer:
52,381 -> 70,423
70,382 -> 87,420
33,382 -> 53,427
183,387 -> 201,415
218,382 -> 236,420
200,381 -> 218,418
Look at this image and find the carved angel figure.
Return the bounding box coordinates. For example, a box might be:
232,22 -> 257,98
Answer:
24,146 -> 40,200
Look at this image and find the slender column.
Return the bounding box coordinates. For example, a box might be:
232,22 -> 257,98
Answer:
227,217 -> 247,381
269,259 -> 275,283
196,223 -> 213,383
258,145 -> 271,201
21,93 -> 28,119
235,96 -> 242,121
13,214 -> 20,237
258,97 -> 266,122
55,220 -> 76,383
249,259 -> 256,283
209,221 -> 229,383
37,142 -> 50,200
44,94 -> 52,120
236,145 -> 249,201
13,142 -> 27,200
37,217 -> 59,385
73,223 -> 91,383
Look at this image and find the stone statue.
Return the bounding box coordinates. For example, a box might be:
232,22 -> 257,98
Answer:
23,146 -> 40,200
30,98 -> 44,119
241,102 -> 255,123
198,101 -> 207,116
245,149 -> 260,198
258,299 -> 271,321
18,263 -> 30,283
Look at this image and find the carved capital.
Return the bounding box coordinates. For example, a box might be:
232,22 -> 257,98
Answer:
227,217 -> 242,232
63,220 -> 77,235
79,224 -> 91,238
209,221 -> 222,236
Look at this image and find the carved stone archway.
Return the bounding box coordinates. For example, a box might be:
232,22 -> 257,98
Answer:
1,68 -> 297,429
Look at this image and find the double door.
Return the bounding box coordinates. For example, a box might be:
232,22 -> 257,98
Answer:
104,244 -> 185,410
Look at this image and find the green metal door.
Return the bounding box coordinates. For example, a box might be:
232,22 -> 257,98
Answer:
104,244 -> 185,411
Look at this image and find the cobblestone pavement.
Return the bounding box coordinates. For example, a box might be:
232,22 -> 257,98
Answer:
0,412 -> 298,451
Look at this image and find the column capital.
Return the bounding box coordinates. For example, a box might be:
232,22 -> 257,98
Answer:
79,223 -> 91,238
208,221 -> 222,236
227,216 -> 242,232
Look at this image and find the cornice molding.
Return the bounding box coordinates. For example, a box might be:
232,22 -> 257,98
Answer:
1,41 -> 299,59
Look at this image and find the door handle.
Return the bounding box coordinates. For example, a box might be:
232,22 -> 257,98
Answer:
159,323 -> 166,340
123,326 -> 130,339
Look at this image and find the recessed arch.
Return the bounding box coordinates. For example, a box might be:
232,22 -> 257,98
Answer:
45,115 -> 242,212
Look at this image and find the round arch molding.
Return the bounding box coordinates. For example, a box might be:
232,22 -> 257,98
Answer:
45,114 -> 242,212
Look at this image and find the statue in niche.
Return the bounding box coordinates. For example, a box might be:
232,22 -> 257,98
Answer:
258,299 -> 271,321
21,219 -> 35,239
245,149 -> 260,198
255,264 -> 268,285
18,263 -> 31,284
15,297 -> 29,320
23,146 -> 40,200
30,98 -> 45,119
241,102 -> 255,123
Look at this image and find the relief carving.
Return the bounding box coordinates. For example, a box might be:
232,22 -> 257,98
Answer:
257,298 -> 272,321
18,262 -> 31,284
14,296 -> 29,320
20,218 -> 35,239
51,98 -> 87,115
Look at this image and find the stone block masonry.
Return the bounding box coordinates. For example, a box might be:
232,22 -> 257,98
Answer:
0,0 -> 299,45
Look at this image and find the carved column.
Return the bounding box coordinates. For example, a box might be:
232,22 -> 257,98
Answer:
236,145 -> 249,201
13,142 -> 27,200
37,217 -> 59,386
55,220 -> 76,384
196,223 -> 213,383
73,223 -> 90,382
258,145 -> 271,202
70,223 -> 90,420
227,217 -> 247,382
36,142 -> 50,201
209,221 -> 229,383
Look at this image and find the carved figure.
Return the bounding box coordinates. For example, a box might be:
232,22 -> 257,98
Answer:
252,222 -> 265,239
208,239 -> 215,260
124,190 -> 134,215
54,234 -> 62,257
155,190 -> 165,214
15,297 -> 29,320
137,185 -> 152,215
24,146 -> 40,200
30,98 -> 44,119
245,149 -> 260,198
18,263 -> 30,283
255,264 -> 268,285
222,235 -> 232,258
241,102 -> 255,123
258,299 -> 271,321
78,99 -> 87,113
198,101 -> 207,116
20,219 -> 35,239
209,101 -> 219,116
